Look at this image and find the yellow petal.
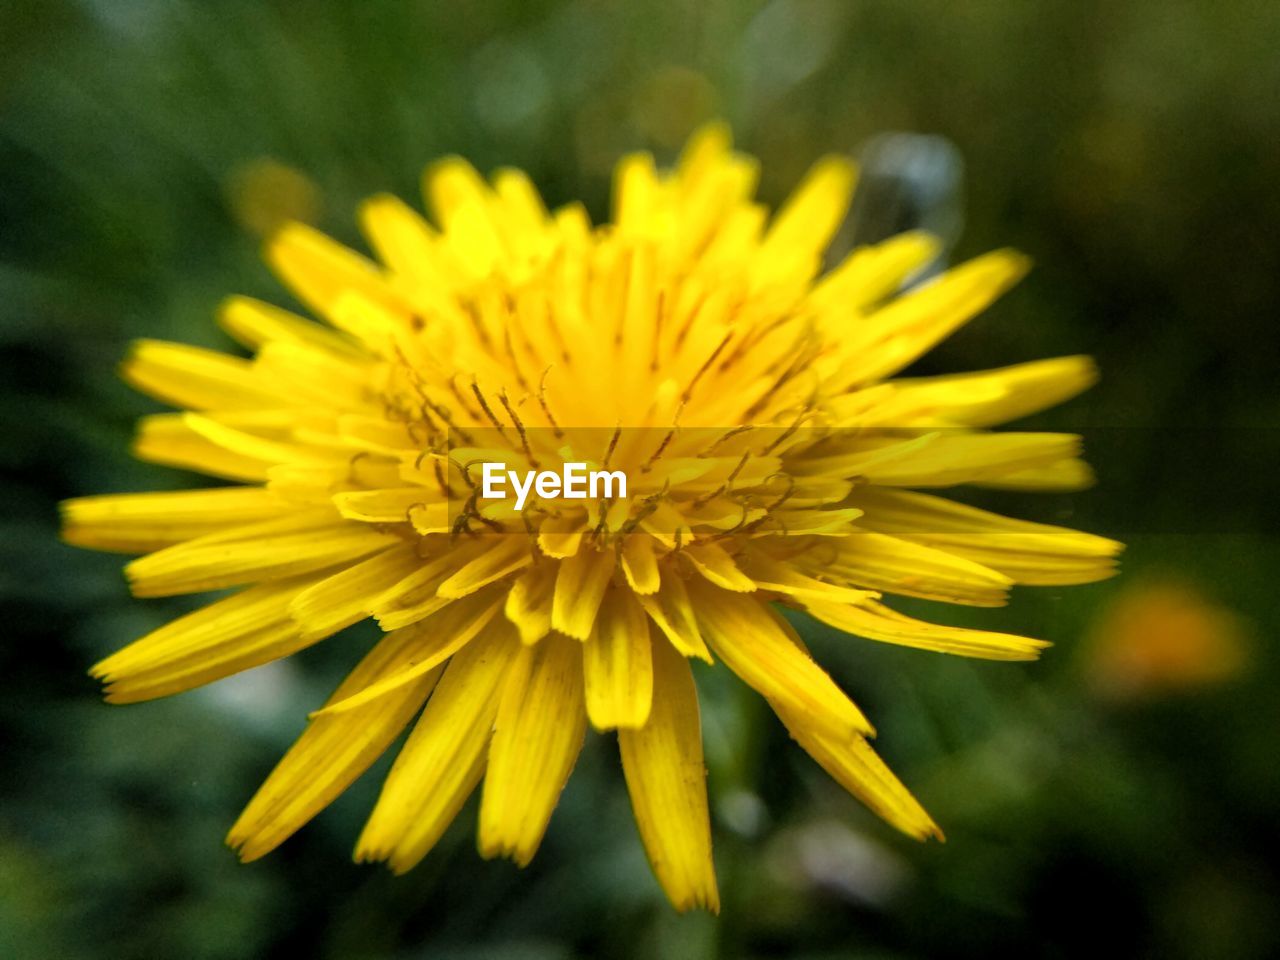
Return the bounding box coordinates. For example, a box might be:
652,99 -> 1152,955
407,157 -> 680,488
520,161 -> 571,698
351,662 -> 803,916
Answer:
830,249 -> 1031,387
687,579 -> 872,739
884,355 -> 1098,428
218,295 -> 357,355
774,702 -> 942,841
478,632 -> 586,865
332,489 -> 447,528
358,193 -> 448,289
537,512 -> 585,558
620,535 -> 661,594
805,598 -> 1048,661
133,413 -> 273,482
124,512 -> 397,598
683,541 -> 756,593
181,412 -> 341,469
619,636 -> 719,913
849,487 -> 1121,585
250,341 -> 374,408
313,590 -> 503,716
91,575 -> 316,703
122,340 -> 285,411
227,626 -> 445,861
423,157 -> 504,276
437,536 -> 531,599
60,487 -> 282,554
612,151 -> 660,234
635,572 -> 712,663
737,550 -> 876,605
810,231 -> 941,315
756,154 -> 858,279
801,432 -> 1081,489
857,432 -> 1083,488
976,457 -> 1096,491
265,221 -> 398,319
818,531 -> 1013,607
356,620 -> 519,873
583,589 -> 653,730
504,562 -> 556,645
550,544 -> 616,640
289,544 -> 421,639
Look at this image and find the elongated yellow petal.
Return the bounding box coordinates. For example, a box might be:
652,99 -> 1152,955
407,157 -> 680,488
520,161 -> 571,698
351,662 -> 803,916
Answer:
182,412 -> 341,469
252,340 -> 374,407
123,340 -> 286,411
805,598 -> 1048,660
807,432 -> 1081,488
266,221 -> 398,318
849,487 -> 1122,585
423,158 -> 504,276
218,295 -> 358,355
884,355 -> 1098,428
976,457 -> 1096,491
227,626 -> 444,861
479,632 -> 586,865
60,487 -> 283,554
91,575 -> 317,703
437,536 -> 531,599
635,572 -> 712,663
133,413 -> 273,482
584,589 -> 653,730
368,542 -> 484,631
551,544 -> 616,640
613,152 -> 660,234
124,514 -> 397,598
819,531 -> 1013,607
314,590 -> 503,716
289,544 -> 421,639
620,533 -> 661,595
774,702 -> 942,841
810,231 -> 940,315
738,550 -> 877,604
756,155 -> 858,280
504,561 -> 556,645
619,636 -> 719,913
357,621 -> 519,873
683,541 -> 756,593
830,249 -> 1031,387
687,578 -> 872,738
332,489 -> 447,528
358,193 -> 447,289
537,512 -> 585,558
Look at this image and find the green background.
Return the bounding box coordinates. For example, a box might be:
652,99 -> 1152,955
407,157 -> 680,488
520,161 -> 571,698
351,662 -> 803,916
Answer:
3,1 -> 1278,957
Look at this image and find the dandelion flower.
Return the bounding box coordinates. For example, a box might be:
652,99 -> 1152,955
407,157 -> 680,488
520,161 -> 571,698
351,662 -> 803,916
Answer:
62,124 -> 1121,912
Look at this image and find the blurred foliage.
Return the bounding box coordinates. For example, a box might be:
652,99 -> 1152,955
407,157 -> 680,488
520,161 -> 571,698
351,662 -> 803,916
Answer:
3,0 -> 1280,957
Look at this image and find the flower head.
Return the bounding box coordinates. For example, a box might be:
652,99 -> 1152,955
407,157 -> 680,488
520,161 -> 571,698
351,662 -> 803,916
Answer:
62,124 -> 1120,912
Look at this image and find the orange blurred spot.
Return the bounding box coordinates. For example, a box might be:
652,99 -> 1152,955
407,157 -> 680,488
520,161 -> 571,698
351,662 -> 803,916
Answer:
1083,578 -> 1249,699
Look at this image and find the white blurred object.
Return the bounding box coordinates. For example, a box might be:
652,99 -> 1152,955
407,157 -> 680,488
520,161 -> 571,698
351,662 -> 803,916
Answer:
197,659 -> 305,735
837,132 -> 965,284
768,818 -> 912,907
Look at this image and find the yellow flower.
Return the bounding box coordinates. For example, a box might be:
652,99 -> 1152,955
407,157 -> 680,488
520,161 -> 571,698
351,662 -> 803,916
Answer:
61,124 -> 1121,912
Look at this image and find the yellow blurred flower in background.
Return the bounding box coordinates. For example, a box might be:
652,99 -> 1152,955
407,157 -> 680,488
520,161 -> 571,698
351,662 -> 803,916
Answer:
225,158 -> 323,238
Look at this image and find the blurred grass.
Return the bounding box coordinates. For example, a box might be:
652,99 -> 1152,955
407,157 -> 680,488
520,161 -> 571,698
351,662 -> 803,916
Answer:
3,1 -> 1279,957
